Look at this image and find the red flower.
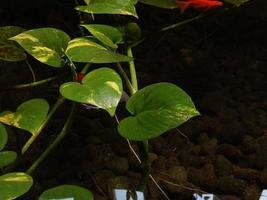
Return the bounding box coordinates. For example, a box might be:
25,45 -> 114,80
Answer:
177,0 -> 223,13
76,73 -> 86,83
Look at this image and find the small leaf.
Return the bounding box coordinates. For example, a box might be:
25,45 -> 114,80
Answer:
0,151 -> 17,168
223,0 -> 249,6
76,0 -> 138,18
118,83 -> 200,140
138,0 -> 178,8
66,37 -> 132,63
0,123 -> 8,151
82,24 -> 122,49
39,185 -> 93,200
0,99 -> 49,135
10,28 -> 70,67
60,67 -> 122,116
0,172 -> 33,200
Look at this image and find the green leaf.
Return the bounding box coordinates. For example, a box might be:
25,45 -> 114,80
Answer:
0,99 -> 49,135
39,185 -> 93,200
0,172 -> 33,200
66,37 -> 132,63
60,67 -> 122,116
76,0 -> 138,18
81,24 -> 122,49
10,28 -> 70,67
0,151 -> 17,168
138,0 -> 178,8
223,0 -> 249,6
0,26 -> 26,41
0,41 -> 27,62
118,83 -> 200,140
0,123 -> 8,151
0,26 -> 27,62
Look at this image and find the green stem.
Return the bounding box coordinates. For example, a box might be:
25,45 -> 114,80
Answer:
160,14 -> 203,32
127,47 -> 138,91
22,96 -> 65,154
116,63 -> 136,95
25,60 -> 36,82
27,103 -> 76,174
81,63 -> 91,74
13,76 -> 57,89
137,140 -> 150,192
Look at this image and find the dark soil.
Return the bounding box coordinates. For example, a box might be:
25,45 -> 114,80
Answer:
1,0 -> 267,200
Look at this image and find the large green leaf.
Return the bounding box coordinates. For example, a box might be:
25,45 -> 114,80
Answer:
60,67 -> 122,116
66,37 -> 132,63
0,26 -> 27,62
0,123 -> 8,151
0,172 -> 33,200
223,0 -> 249,6
0,99 -> 49,135
118,83 -> 200,140
0,151 -> 17,168
81,24 -> 122,49
39,185 -> 93,200
76,0 -> 138,18
10,28 -> 70,67
138,0 -> 178,8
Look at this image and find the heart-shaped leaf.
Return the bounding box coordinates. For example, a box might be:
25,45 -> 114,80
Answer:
0,26 -> 26,41
0,99 -> 49,135
223,0 -> 249,6
118,83 -> 200,140
39,185 -> 93,200
0,26 -> 27,62
81,24 -> 122,49
0,151 -> 17,168
0,41 -> 27,62
0,123 -> 8,151
60,67 -> 122,116
76,0 -> 138,18
138,0 -> 178,8
10,28 -> 70,67
0,172 -> 33,200
66,37 -> 132,63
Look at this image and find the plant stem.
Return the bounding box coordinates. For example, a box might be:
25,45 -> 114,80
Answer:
25,60 -> 36,82
13,76 -> 57,89
127,47 -> 138,91
137,140 -> 150,192
81,63 -> 91,74
116,63 -> 136,95
160,14 -> 203,32
27,102 -> 76,174
22,96 -> 65,154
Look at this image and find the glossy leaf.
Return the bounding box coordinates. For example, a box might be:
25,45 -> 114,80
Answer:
76,0 -> 138,18
0,151 -> 17,167
39,185 -> 93,200
138,0 -> 178,8
66,37 -> 132,63
223,0 -> 249,6
118,83 -> 200,140
0,123 -> 8,151
82,24 -> 122,49
0,99 -> 49,135
10,28 -> 70,67
60,68 -> 122,116
0,172 -> 33,200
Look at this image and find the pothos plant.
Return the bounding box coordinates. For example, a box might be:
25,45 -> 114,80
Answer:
0,0 -> 249,199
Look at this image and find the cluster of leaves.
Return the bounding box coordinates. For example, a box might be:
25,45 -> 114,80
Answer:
0,0 -> 249,199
